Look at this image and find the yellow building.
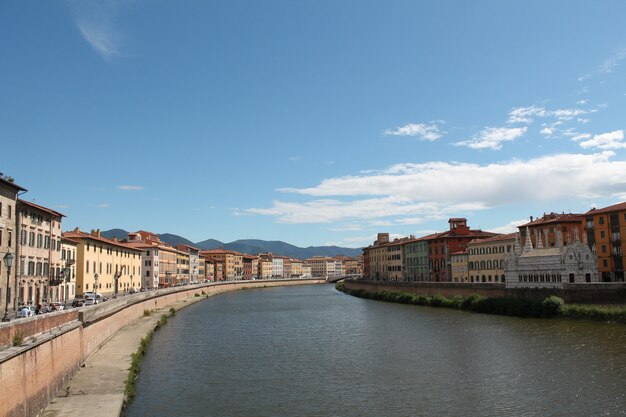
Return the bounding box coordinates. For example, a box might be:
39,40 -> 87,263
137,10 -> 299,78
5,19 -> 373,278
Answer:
290,259 -> 303,277
200,249 -> 243,280
467,233 -> 515,283
60,237 -> 78,303
258,258 -> 273,279
64,228 -> 142,296
176,250 -> 190,285
450,251 -> 469,283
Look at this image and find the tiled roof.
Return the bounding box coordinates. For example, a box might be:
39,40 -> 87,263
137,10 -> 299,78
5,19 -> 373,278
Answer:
586,201 -> 626,215
0,177 -> 27,192
518,213 -> 583,227
64,229 -> 142,252
469,233 -> 516,244
19,199 -> 65,218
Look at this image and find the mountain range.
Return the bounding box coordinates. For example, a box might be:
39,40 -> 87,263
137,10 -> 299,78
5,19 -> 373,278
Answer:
100,229 -> 363,259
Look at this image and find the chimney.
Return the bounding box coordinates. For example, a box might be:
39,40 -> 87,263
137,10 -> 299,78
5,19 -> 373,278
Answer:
112,237 -> 118,242
73,227 -> 80,233
530,216 -> 534,222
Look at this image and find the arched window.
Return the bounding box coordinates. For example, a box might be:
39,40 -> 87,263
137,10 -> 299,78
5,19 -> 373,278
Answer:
487,260 -> 492,269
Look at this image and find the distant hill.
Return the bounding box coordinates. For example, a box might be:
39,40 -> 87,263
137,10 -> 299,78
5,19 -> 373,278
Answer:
100,229 -> 362,259
194,239 -> 224,250
101,229 -> 129,240
158,233 -> 196,247
223,239 -> 362,259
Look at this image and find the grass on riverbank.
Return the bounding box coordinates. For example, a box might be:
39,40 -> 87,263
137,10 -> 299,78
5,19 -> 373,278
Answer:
336,282 -> 626,324
124,310 -> 175,401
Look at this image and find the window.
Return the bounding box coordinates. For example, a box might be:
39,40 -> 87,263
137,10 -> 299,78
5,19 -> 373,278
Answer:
8,204 -> 11,219
600,231 -> 605,238
21,230 -> 26,245
0,230 -> 2,247
37,233 -> 42,248
599,217 -> 605,225
7,231 -> 11,247
602,245 -> 607,253
29,231 -> 35,246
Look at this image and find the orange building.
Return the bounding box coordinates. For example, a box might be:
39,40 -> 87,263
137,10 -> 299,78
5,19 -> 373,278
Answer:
585,202 -> 626,282
518,213 -> 584,248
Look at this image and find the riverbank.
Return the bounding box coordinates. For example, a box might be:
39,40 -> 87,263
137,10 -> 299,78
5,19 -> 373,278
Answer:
336,282 -> 626,324
2,279 -> 325,417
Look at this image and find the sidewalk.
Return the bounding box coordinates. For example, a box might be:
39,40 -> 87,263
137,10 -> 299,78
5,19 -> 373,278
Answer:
41,297 -> 200,417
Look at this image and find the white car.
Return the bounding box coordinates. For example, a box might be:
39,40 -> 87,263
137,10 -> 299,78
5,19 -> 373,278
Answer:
16,306 -> 36,318
84,297 -> 96,306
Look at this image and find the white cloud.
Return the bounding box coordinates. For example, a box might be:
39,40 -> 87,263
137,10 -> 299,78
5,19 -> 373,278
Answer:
490,219 -> 527,234
507,106 -> 546,124
551,108 -> 596,121
329,224 -> 364,232
540,127 -> 554,137
577,48 -> 626,81
579,130 -> 626,150
117,185 -> 144,191
66,0 -> 133,61
288,156 -> 303,162
576,100 -> 588,105
570,133 -> 592,142
384,122 -> 444,141
246,152 -> 626,224
455,126 -> 527,150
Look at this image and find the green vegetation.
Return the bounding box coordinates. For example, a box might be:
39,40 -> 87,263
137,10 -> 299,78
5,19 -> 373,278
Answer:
336,283 -> 626,324
125,307 -> 176,402
12,332 -> 24,346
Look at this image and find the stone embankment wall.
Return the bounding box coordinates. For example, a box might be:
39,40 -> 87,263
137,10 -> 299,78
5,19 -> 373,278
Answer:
344,280 -> 626,304
0,279 -> 324,417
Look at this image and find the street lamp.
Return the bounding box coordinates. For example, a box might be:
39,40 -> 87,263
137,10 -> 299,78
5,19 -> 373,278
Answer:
94,273 -> 99,295
2,252 -> 15,322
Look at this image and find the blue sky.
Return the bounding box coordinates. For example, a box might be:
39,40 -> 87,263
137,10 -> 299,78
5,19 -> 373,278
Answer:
2,1 -> 626,248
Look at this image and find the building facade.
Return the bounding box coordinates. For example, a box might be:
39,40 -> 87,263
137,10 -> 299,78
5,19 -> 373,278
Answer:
63,229 -> 143,296
450,252 -> 468,283
467,233 -> 515,283
404,238 -> 429,281
16,199 -> 64,305
0,177 -> 26,312
59,237 -> 78,303
585,202 -> 626,282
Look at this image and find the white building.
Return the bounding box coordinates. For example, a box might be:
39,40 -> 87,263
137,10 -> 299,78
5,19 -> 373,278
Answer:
505,228 -> 599,288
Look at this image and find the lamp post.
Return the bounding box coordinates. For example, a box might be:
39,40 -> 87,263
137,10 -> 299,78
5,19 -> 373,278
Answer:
3,252 -> 15,322
94,273 -> 99,295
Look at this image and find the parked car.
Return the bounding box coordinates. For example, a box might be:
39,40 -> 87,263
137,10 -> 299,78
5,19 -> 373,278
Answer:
49,302 -> 65,311
84,297 -> 96,306
71,298 -> 85,307
16,305 -> 36,318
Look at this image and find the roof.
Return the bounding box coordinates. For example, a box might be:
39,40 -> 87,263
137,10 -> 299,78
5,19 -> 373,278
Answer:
450,251 -> 467,256
469,233 -> 516,245
64,229 -> 142,252
586,201 -> 626,216
518,213 -> 583,228
520,247 -> 563,258
200,249 -> 243,256
18,199 -> 65,218
0,177 -> 27,192
175,243 -> 200,252
61,236 -> 81,245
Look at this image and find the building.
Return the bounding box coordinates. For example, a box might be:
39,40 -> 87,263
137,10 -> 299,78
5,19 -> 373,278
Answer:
363,233 -> 391,281
126,231 -> 184,289
335,256 -> 358,275
176,250 -> 191,285
271,256 -> 284,278
404,238 -> 429,281
423,219 -> 498,282
200,249 -> 243,280
290,259 -> 303,278
59,237 -> 78,303
518,213 -> 585,249
258,257 -> 273,279
304,257 -> 336,278
584,202 -> 626,282
467,233 -> 516,283
16,199 -> 64,305
0,176 -> 27,312
63,228 -> 143,296
302,265 -> 312,278
242,254 -> 256,280
505,228 -> 598,288
450,252 -> 468,283
176,244 -> 200,283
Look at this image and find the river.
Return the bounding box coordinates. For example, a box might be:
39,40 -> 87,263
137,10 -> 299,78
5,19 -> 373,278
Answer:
124,284 -> 626,417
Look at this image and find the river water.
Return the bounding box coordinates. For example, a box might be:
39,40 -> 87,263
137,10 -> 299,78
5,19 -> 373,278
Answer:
124,284 -> 626,417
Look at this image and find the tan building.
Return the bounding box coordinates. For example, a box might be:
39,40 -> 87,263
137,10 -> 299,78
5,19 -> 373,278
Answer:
467,233 -> 515,283
0,176 -> 26,313
290,259 -> 303,277
304,257 -> 336,277
335,256 -> 358,275
16,199 -> 64,305
258,257 -> 273,279
59,237 -> 78,303
450,251 -> 469,283
63,228 -> 142,296
176,250 -> 191,285
176,244 -> 200,283
201,249 -> 243,280
363,234 -> 411,281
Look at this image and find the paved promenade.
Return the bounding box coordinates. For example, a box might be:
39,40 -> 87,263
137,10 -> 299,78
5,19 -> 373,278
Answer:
41,296 -> 202,417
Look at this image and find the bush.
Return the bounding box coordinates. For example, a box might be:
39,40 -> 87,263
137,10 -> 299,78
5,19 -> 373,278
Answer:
461,294 -> 484,310
13,332 -> 24,346
542,296 -> 565,316
169,307 -> 176,316
429,294 -> 447,307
